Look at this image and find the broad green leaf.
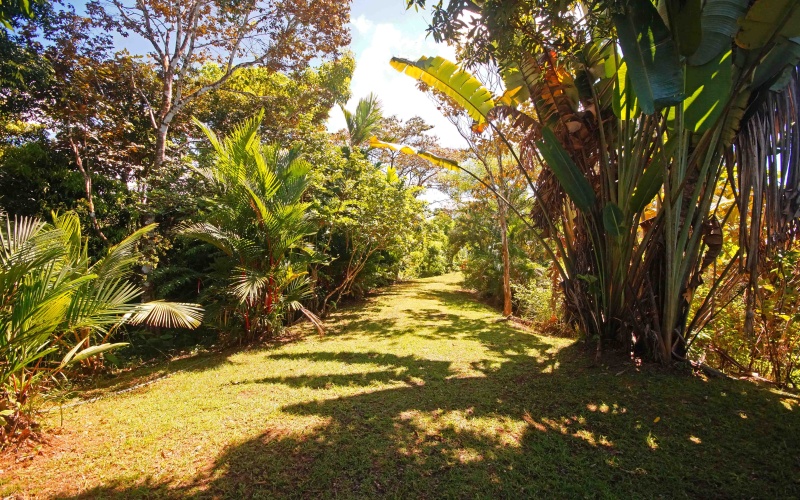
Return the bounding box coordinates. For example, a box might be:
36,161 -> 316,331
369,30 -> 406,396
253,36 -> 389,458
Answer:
630,140 -> 676,213
751,37 -> 800,90
736,0 -> 800,49
665,0 -> 703,57
689,0 -> 749,66
602,203 -> 626,237
499,55 -> 544,107
614,0 -> 685,114
770,58 -> 800,91
369,137 -> 461,171
582,39 -> 616,80
59,338 -> 88,368
668,50 -> 733,133
630,166 -> 663,214
390,56 -> 495,123
612,61 -> 641,119
536,128 -> 596,212
499,64 -> 530,106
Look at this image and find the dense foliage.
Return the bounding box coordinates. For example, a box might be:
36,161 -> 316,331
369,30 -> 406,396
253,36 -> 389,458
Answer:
0,212 -> 202,442
0,0 -> 457,440
3,0 -> 800,458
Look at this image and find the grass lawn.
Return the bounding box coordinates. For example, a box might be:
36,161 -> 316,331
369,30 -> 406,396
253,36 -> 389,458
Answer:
3,273 -> 800,498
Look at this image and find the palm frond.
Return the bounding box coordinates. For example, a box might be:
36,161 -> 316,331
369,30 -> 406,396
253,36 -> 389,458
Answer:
124,301 -> 204,329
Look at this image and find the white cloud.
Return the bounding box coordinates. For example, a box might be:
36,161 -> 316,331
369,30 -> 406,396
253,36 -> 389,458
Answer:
350,14 -> 374,35
327,19 -> 465,148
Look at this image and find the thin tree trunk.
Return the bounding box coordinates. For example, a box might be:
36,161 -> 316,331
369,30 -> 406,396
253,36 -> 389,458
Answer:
69,138 -> 109,245
153,123 -> 169,175
499,203 -> 513,316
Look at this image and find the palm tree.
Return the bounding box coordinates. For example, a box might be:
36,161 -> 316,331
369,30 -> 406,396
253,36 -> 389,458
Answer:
183,111 -> 322,342
341,93 -> 384,149
0,212 -> 203,441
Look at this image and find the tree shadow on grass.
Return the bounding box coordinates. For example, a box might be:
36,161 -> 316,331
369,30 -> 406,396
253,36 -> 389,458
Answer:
43,276 -> 800,498
236,351 -> 451,389
59,336 -> 800,499
74,350 -> 239,401
412,287 -> 492,313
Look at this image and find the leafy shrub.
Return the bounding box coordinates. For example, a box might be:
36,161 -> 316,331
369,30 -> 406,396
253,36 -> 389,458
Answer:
403,210 -> 453,279
0,212 -> 202,444
512,264 -> 556,322
181,112 -> 322,343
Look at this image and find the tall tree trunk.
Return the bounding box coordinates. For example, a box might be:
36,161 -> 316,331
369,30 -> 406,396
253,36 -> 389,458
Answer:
499,203 -> 512,316
69,138 -> 109,246
152,122 -> 169,177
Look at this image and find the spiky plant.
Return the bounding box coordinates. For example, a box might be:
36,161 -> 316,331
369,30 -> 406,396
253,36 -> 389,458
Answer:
183,111 -> 322,343
341,93 -> 384,148
0,212 -> 203,443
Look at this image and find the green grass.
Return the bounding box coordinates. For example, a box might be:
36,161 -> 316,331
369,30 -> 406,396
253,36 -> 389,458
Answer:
3,273 -> 800,498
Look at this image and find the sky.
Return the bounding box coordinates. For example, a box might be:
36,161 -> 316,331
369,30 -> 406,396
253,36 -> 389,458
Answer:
326,2 -> 464,148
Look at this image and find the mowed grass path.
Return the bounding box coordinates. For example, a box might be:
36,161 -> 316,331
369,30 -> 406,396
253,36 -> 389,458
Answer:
4,273 -> 800,498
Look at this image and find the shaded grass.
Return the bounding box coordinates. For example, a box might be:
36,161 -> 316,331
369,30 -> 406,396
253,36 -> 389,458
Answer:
2,273 -> 800,498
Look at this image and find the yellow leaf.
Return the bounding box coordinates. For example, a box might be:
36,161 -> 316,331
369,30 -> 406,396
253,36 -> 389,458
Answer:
653,417 -> 661,423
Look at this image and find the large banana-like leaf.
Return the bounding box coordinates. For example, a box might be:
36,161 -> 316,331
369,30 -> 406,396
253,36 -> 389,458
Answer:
630,139 -> 676,213
502,53 -> 580,128
688,0 -> 749,66
390,56 -> 495,123
662,0 -> 703,57
499,56 -> 539,107
735,0 -> 800,50
536,128 -> 596,212
612,61 -> 641,119
667,50 -> 733,133
124,301 -> 204,329
751,38 -> 800,90
602,203 -> 626,237
368,137 -> 461,171
613,0 -> 684,114
60,340 -> 129,368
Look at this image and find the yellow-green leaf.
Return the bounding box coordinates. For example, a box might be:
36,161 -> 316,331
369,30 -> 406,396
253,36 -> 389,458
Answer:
369,137 -> 461,171
390,56 -> 495,124
735,0 -> 800,50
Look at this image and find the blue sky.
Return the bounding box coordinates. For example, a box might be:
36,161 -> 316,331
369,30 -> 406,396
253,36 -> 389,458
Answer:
325,1 -> 462,147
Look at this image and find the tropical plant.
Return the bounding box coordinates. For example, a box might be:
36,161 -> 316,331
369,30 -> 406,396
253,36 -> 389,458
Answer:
0,211 -> 202,443
396,0 -> 800,363
341,93 -> 384,149
182,111 -> 322,342
310,148 -> 424,313
402,208 -> 454,278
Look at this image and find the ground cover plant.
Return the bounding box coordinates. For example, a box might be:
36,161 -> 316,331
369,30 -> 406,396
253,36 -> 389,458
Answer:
2,274 -> 799,498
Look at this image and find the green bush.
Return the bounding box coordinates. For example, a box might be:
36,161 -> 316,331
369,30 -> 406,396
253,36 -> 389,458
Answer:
0,212 -> 202,443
